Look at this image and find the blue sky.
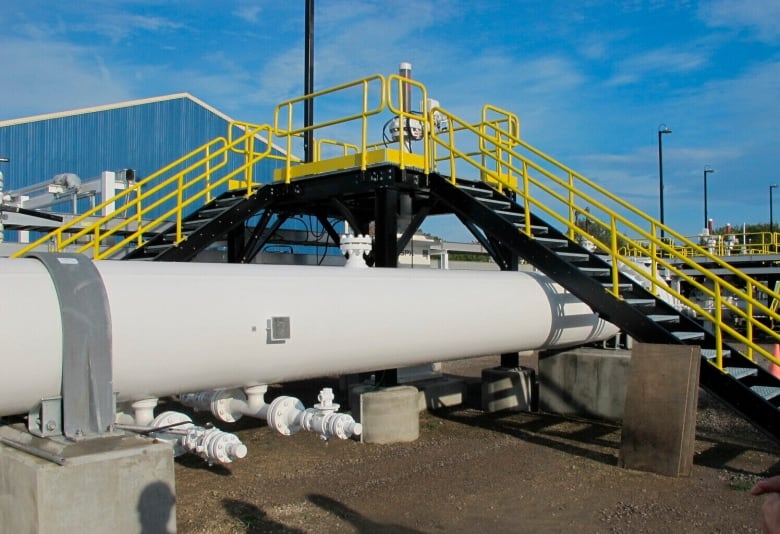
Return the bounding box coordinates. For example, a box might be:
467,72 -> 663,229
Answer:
1,0 -> 780,242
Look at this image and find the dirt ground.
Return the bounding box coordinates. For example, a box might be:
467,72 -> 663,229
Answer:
173,355 -> 779,534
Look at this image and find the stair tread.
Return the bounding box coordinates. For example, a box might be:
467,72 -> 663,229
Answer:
495,209 -> 523,221
477,197 -> 512,209
725,366 -> 758,379
535,237 -> 568,248
197,207 -> 226,217
580,267 -> 610,276
750,385 -> 780,400
647,314 -> 680,323
624,298 -> 655,307
701,348 -> 731,359
558,252 -> 589,262
673,331 -> 706,341
457,184 -> 493,198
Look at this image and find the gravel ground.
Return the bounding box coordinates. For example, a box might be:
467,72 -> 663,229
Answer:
173,355 -> 779,534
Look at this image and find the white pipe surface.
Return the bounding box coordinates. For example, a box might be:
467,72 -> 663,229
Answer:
0,259 -> 618,416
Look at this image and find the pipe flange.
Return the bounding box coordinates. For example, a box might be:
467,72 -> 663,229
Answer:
267,396 -> 304,436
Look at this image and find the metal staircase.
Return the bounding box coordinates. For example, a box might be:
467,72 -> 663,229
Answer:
10,71 -> 780,440
429,174 -> 780,440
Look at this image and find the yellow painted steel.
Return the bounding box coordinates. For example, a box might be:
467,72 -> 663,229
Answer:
273,75 -> 387,183
273,148 -> 426,181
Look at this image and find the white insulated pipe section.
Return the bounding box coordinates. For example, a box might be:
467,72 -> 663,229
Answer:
0,259 -> 618,416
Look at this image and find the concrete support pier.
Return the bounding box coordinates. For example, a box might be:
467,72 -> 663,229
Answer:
481,367 -> 535,413
538,347 -> 631,422
355,386 -> 420,444
0,424 -> 175,534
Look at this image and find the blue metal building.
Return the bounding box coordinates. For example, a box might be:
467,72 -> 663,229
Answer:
0,93 -> 283,193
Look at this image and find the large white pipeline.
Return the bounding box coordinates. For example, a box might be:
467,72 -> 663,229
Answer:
0,258 -> 618,417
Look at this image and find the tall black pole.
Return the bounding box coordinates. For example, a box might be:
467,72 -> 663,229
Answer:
703,167 -> 714,231
657,125 -> 671,240
770,185 -> 777,237
304,0 -> 314,163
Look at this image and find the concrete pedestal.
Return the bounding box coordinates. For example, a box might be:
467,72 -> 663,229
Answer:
0,425 -> 176,534
357,386 -> 420,444
481,367 -> 535,413
538,348 -> 631,422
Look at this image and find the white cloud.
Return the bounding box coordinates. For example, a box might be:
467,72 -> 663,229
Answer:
607,48 -> 707,86
700,0 -> 780,42
0,37 -> 131,120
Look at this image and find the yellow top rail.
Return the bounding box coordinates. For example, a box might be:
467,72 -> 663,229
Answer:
11,122 -> 275,260
427,104 -> 780,372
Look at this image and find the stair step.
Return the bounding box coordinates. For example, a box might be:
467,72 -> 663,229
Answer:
163,232 -> 191,241
457,183 -> 493,198
580,267 -> 610,277
673,331 -> 705,341
197,207 -> 227,218
477,197 -> 512,210
495,209 -> 523,221
725,366 -> 758,380
624,298 -> 656,307
213,196 -> 243,207
602,282 -> 632,291
535,237 -> 568,248
701,348 -> 731,360
558,251 -> 590,262
647,314 -> 680,323
182,219 -> 204,229
750,385 -> 780,400
513,222 -> 549,235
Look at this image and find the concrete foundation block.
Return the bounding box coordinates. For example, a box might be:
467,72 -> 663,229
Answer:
538,348 -> 631,422
481,367 -> 535,413
359,386 -> 420,444
0,424 -> 176,534
412,376 -> 468,410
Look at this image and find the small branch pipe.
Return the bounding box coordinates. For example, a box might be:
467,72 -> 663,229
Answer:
138,411 -> 247,465
180,386 -> 360,441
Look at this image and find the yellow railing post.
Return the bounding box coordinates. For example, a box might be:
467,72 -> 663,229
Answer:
176,173 -> 184,242
610,217 -> 620,297
714,282 -> 724,368
567,172 -> 575,241
205,144 -> 212,204
746,282 -> 754,361
522,161 -> 531,235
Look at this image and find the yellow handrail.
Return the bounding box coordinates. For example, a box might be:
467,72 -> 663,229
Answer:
428,105 -> 780,371
11,122 -> 274,260
386,74 -> 431,174
273,74 -> 386,182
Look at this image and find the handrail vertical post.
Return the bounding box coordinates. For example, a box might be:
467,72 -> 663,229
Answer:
522,161 -> 531,235
134,183 -> 143,247
714,282 -> 724,369
746,282 -> 755,361
649,224 -> 659,297
176,174 -> 184,242
610,216 -> 620,297
567,172 -> 575,241
205,144 -> 212,203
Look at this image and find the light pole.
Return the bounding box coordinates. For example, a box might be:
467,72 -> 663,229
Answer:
771,185 -> 778,248
703,166 -> 714,230
658,125 -> 672,239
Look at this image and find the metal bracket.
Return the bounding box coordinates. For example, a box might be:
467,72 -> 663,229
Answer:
26,253 -> 114,439
27,397 -> 63,438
